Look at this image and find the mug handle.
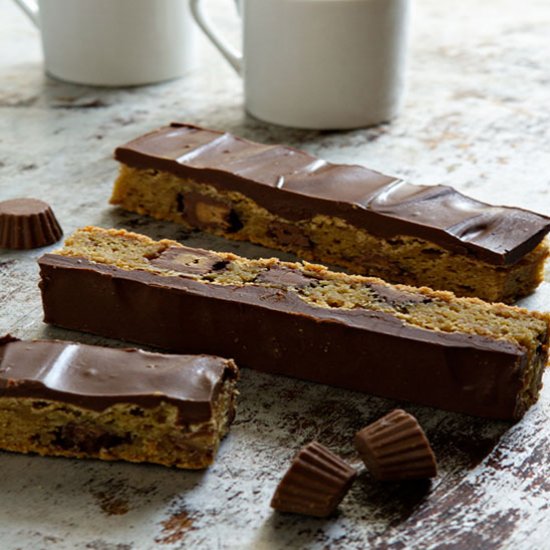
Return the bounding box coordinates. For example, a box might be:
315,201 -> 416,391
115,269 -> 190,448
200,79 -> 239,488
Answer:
189,0 -> 243,75
12,0 -> 40,28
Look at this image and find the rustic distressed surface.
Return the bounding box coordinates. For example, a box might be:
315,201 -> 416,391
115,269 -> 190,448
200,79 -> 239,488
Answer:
0,0 -> 549,548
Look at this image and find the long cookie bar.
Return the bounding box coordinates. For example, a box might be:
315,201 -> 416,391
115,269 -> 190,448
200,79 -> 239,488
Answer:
38,227 -> 550,420
111,123 -> 550,303
0,335 -> 239,468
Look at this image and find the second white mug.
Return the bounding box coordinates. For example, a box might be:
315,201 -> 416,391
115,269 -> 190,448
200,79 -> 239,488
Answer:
190,0 -> 411,129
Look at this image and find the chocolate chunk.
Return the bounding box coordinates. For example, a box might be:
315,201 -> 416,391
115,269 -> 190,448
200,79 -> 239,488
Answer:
0,198 -> 62,249
268,221 -> 311,249
150,246 -> 224,276
255,265 -> 312,288
368,283 -> 432,308
177,191 -> 235,231
176,192 -> 186,213
227,209 -> 243,233
52,423 -> 132,453
354,409 -> 437,481
270,441 -> 357,517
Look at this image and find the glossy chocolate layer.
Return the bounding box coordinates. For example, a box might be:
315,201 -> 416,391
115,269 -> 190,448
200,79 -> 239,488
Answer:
38,246 -> 542,420
0,336 -> 237,422
115,123 -> 550,266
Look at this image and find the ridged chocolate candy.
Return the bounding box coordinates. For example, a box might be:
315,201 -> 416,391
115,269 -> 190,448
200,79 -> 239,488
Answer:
0,198 -> 62,249
354,409 -> 437,481
270,441 -> 357,517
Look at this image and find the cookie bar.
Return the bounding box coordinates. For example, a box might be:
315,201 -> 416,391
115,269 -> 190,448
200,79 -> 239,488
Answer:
38,227 -> 550,420
0,335 -> 239,468
111,123 -> 550,303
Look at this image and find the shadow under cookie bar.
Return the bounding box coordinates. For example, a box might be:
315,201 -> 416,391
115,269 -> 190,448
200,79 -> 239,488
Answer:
110,123 -> 550,303
0,336 -> 239,469
38,227 -> 550,421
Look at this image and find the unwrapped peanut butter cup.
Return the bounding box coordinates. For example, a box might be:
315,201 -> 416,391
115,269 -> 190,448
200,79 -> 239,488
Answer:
0,198 -> 62,249
270,441 -> 357,517
354,409 -> 437,481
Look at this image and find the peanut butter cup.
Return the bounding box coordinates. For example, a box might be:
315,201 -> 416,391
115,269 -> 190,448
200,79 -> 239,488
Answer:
270,441 -> 357,517
0,198 -> 62,249
354,409 -> 437,481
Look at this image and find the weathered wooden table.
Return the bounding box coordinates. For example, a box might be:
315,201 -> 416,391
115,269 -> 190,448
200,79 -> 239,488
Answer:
1,0 -> 549,548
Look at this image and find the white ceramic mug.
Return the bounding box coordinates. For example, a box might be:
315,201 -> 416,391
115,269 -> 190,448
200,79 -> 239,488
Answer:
12,0 -> 197,86
190,0 -> 411,129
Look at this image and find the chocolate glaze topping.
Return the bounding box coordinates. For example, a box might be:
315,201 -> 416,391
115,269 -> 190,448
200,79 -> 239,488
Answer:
115,123 -> 550,265
38,245 -> 543,420
0,336 -> 237,422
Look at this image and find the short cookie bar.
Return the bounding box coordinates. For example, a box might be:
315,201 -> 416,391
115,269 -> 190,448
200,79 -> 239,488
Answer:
0,336 -> 239,469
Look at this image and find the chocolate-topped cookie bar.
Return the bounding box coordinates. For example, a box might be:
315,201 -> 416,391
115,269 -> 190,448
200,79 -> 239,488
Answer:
111,123 -> 550,303
0,336 -> 239,468
38,227 -> 550,420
